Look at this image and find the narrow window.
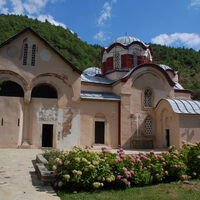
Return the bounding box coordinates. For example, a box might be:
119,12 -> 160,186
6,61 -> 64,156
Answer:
1,118 -> 3,126
18,118 -> 20,126
144,88 -> 153,107
23,43 -> 28,65
114,53 -> 120,69
31,44 -> 36,66
145,117 -> 152,135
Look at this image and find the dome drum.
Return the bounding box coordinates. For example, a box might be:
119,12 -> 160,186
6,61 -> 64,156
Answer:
102,36 -> 152,74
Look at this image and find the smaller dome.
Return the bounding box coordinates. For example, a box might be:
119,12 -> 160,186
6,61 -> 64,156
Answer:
157,64 -> 173,71
83,67 -> 102,76
112,36 -> 147,46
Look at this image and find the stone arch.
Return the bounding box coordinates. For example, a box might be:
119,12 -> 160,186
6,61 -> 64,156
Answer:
31,83 -> 58,99
31,73 -> 71,87
30,73 -> 74,102
0,70 -> 28,92
0,80 -> 24,97
157,108 -> 172,148
132,69 -> 167,88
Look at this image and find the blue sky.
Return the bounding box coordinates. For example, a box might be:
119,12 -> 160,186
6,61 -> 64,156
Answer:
0,0 -> 200,50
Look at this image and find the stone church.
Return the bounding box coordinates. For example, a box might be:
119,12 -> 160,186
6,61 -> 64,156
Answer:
0,27 -> 200,149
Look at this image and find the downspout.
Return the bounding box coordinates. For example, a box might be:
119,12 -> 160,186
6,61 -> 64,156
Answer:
118,101 -> 121,147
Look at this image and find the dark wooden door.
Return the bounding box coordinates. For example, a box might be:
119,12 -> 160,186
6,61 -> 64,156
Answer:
95,121 -> 105,144
42,124 -> 53,147
166,129 -> 170,147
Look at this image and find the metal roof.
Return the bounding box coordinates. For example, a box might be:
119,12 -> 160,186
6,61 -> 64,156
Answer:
81,91 -> 120,101
111,36 -> 148,47
164,99 -> 200,114
81,74 -> 114,85
83,67 -> 102,76
174,82 -> 184,90
157,64 -> 173,71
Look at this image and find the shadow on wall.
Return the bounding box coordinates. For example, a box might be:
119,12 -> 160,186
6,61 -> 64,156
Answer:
122,118 -> 154,149
181,129 -> 194,142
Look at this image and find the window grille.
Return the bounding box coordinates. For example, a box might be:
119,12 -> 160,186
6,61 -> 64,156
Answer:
23,43 -> 28,65
114,53 -> 120,69
145,117 -> 152,135
31,44 -> 36,66
144,89 -> 153,107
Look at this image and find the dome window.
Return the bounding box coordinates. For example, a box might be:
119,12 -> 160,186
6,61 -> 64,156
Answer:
144,88 -> 153,107
114,53 -> 121,69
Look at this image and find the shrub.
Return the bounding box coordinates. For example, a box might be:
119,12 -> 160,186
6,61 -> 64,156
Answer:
182,143 -> 200,178
44,144 -> 197,191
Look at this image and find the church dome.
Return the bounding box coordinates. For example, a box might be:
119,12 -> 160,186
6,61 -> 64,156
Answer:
112,36 -> 148,46
83,67 -> 102,76
102,35 -> 152,75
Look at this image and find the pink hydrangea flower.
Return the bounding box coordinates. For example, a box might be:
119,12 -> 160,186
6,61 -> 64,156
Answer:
114,158 -> 119,163
116,175 -> 122,180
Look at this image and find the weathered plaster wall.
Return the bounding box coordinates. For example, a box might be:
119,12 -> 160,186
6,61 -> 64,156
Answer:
0,97 -> 24,148
179,115 -> 200,144
80,100 -> 119,148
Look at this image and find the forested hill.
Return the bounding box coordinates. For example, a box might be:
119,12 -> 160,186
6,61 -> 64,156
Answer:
1,14 -> 200,97
0,14 -> 102,70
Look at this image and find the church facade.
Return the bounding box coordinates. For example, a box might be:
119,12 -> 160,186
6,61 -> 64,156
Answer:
0,28 -> 200,149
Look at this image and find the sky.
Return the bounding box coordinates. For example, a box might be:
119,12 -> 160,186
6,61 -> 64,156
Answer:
0,0 -> 200,50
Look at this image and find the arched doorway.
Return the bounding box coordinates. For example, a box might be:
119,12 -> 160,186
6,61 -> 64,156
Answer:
0,80 -> 24,147
0,81 -> 24,97
31,83 -> 57,99
31,83 -> 58,148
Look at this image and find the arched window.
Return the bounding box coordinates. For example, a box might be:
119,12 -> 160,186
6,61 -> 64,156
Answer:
0,81 -> 24,97
31,84 -> 58,99
23,43 -> 28,65
31,44 -> 36,66
144,117 -> 152,135
114,53 -> 120,69
144,88 -> 153,107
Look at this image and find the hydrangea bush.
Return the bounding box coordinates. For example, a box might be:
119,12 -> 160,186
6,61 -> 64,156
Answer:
44,143 -> 200,191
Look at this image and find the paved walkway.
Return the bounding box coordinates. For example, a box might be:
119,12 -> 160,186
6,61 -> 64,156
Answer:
0,149 -> 60,200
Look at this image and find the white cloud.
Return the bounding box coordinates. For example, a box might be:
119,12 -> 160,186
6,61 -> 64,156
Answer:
190,0 -> 200,7
9,0 -> 58,15
94,0 -> 117,43
151,33 -> 200,50
36,14 -> 66,28
0,0 -> 67,29
10,0 -> 24,14
97,0 -> 117,26
94,31 -> 109,42
98,2 -> 112,26
0,0 -> 8,14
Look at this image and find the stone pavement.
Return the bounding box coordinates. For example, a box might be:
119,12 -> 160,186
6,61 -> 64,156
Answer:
0,149 -> 60,200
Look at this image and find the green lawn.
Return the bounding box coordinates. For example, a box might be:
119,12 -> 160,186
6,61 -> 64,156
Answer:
57,180 -> 200,200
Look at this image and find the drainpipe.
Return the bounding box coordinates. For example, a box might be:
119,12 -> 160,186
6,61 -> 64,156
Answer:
118,101 -> 121,147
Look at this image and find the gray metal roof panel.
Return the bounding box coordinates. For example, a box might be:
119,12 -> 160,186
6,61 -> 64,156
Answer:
83,67 -> 102,76
111,36 -> 148,47
174,82 -> 184,90
165,99 -> 200,114
81,91 -> 120,101
81,74 -> 114,85
157,64 -> 173,71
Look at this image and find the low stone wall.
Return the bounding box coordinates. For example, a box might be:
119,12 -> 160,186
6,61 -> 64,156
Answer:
34,154 -> 56,185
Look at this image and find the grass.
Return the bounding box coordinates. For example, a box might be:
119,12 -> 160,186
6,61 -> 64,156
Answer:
57,180 -> 200,200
